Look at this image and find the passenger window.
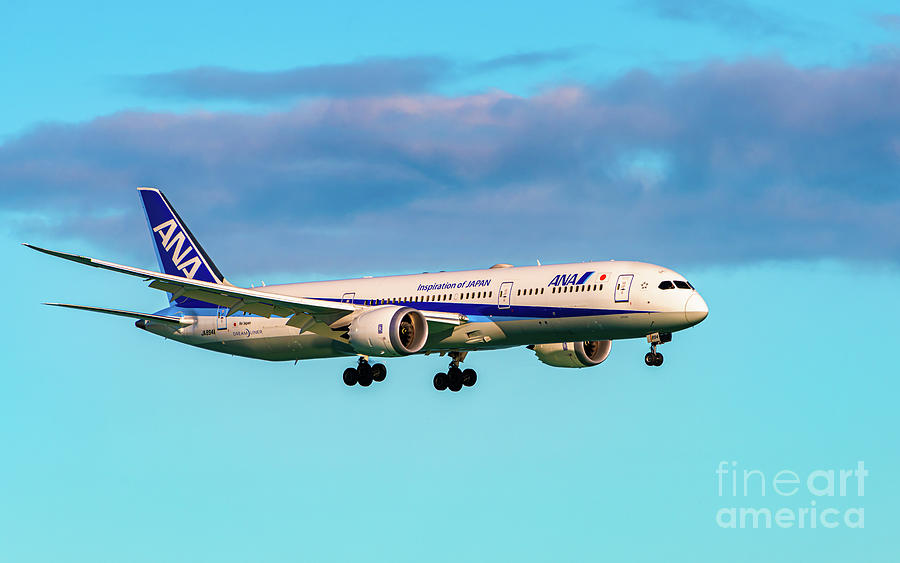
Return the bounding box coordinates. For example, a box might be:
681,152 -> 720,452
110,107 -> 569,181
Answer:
658,281 -> 675,290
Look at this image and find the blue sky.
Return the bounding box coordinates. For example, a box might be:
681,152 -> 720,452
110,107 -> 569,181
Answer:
2,1 -> 899,561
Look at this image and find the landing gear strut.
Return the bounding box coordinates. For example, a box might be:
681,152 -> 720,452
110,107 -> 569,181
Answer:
644,332 -> 671,367
434,351 -> 477,391
343,357 -> 387,387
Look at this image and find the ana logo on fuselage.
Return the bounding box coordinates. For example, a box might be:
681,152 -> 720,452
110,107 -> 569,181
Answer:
548,271 -> 595,287
152,219 -> 203,279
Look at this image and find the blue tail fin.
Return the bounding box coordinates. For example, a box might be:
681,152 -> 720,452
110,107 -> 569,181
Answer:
138,187 -> 228,307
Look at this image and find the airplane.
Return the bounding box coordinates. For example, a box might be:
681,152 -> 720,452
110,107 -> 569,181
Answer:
26,187 -> 709,392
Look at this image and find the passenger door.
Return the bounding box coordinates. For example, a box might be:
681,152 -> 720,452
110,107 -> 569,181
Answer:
499,282 -> 513,309
216,306 -> 227,330
614,274 -> 634,303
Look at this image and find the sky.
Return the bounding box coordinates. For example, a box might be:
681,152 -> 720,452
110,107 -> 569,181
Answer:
2,1 -> 899,561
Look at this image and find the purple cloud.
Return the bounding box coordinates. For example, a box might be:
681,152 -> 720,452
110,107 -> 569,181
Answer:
875,14 -> 900,31
130,50 -> 582,102
134,57 -> 452,101
3,58 -> 900,277
472,48 -> 582,73
640,0 -> 793,37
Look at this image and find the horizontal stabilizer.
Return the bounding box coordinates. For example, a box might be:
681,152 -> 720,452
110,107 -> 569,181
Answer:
44,303 -> 193,325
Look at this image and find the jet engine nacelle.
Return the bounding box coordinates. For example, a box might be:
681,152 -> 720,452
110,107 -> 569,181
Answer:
532,340 -> 612,368
348,306 -> 429,356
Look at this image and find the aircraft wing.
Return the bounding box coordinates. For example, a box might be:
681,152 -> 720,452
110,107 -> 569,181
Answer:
44,303 -> 193,326
26,244 -> 466,338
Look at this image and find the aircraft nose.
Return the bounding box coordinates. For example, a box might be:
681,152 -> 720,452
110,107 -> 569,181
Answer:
684,293 -> 709,325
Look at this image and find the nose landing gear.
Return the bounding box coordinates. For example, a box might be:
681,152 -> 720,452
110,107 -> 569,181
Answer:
644,332 -> 671,367
343,357 -> 387,387
433,351 -> 477,392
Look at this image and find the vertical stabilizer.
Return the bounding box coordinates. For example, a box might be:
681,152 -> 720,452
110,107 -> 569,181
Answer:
137,187 -> 229,307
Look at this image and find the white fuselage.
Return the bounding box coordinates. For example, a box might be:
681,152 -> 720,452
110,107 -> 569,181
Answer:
142,260 -> 708,361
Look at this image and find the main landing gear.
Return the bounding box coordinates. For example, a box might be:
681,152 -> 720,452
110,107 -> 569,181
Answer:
343,357 -> 387,387
433,352 -> 477,392
645,332 -> 672,367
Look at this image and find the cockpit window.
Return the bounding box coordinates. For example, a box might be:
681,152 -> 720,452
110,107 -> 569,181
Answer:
658,281 -> 675,290
674,280 -> 691,289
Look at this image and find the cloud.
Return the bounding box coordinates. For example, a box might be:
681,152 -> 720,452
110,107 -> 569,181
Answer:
3,58 -> 900,277
134,57 -> 453,101
130,50 -> 583,102
874,14 -> 900,32
471,48 -> 582,73
640,0 -> 793,37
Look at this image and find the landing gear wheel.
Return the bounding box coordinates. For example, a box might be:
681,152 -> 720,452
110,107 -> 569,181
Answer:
343,368 -> 358,386
433,372 -> 448,391
462,368 -> 477,387
371,363 -> 387,382
448,368 -> 463,391
645,352 -> 664,366
358,370 -> 373,386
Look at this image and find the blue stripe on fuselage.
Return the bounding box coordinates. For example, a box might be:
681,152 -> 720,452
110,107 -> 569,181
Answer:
158,299 -> 654,320
313,298 -> 652,319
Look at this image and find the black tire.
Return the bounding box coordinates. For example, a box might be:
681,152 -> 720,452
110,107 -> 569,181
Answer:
462,368 -> 477,387
343,368 -> 358,386
654,353 -> 664,367
433,372 -> 448,391
448,367 -> 463,389
358,362 -> 372,378
371,363 -> 387,382
358,370 -> 373,386
645,352 -> 655,366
